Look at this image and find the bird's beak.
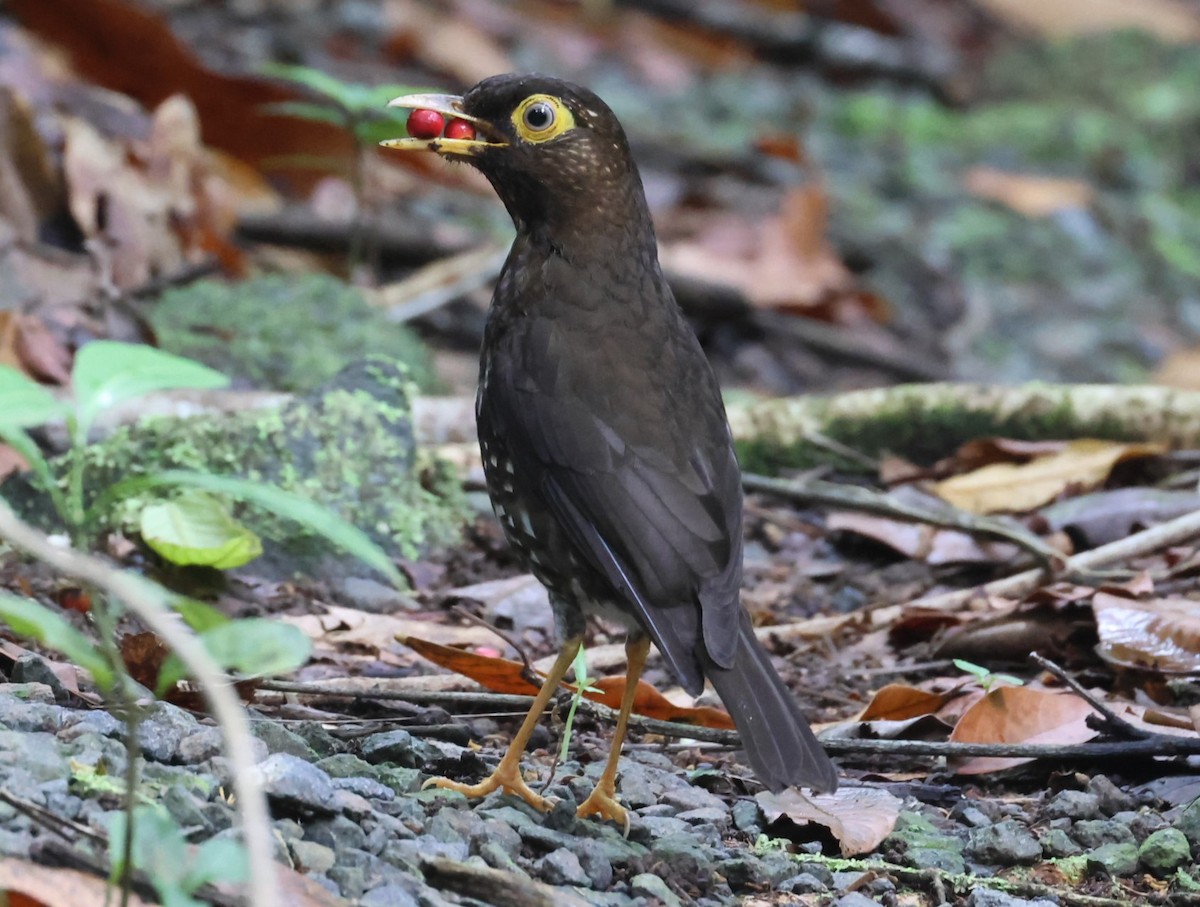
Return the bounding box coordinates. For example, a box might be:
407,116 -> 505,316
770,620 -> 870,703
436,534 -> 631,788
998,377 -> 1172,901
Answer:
381,93 -> 506,155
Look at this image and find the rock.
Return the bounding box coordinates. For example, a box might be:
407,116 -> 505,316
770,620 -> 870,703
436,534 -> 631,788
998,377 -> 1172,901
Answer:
0,683 -> 55,703
255,753 -> 336,813
177,726 -> 228,763
718,854 -> 771,888
305,815 -> 369,852
360,883 -> 420,907
1173,796 -> 1200,849
1087,775 -> 1137,815
10,655 -> 70,702
570,838 -> 613,889
1039,827 -> 1082,858
1087,842 -> 1139,876
332,774 -> 396,802
781,872 -> 828,893
0,694 -> 65,733
949,803 -> 993,828
1139,827 -> 1191,874
162,784 -> 213,833
1071,819 -> 1134,849
335,577 -> 418,614
966,889 -> 1058,906
637,816 -> 691,839
660,785 -> 727,815
291,722 -> 345,757
1043,790 -> 1101,821
730,799 -> 762,834
317,753 -> 418,795
836,893 -> 880,907
0,731 -> 67,783
1112,809 -> 1168,842
252,721 -> 317,759
359,729 -> 424,766
59,710 -> 122,741
291,840 -> 337,874
966,820 -> 1042,864
137,701 -> 198,762
885,811 -> 966,873
615,762 -> 666,809
630,873 -> 682,907
676,807 -> 730,827
535,848 -> 591,887
648,833 -> 714,890
332,789 -> 375,820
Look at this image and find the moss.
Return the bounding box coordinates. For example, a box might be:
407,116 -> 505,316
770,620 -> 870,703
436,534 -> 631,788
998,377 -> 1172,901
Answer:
75,358 -> 467,572
151,274 -> 437,393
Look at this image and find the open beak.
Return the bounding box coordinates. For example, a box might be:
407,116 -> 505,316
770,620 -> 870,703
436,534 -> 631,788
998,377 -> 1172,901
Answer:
381,93 -> 506,156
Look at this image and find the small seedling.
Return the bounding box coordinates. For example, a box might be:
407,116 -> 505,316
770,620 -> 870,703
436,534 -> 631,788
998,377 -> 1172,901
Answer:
953,658 -> 1024,692
559,644 -> 602,762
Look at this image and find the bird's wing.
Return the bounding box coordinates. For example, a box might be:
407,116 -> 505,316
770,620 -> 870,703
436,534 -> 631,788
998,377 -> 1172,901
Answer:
482,302 -> 743,690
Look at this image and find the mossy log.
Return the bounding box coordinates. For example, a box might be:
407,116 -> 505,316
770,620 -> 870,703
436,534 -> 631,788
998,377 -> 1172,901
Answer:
727,382 -> 1200,474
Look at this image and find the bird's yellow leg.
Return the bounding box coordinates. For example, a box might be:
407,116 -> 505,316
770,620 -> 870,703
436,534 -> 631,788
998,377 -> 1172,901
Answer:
423,636 -> 582,811
576,635 -> 650,836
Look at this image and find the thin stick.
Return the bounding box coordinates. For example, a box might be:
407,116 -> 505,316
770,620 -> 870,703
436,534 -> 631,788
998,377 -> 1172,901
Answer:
1029,653 -> 1147,740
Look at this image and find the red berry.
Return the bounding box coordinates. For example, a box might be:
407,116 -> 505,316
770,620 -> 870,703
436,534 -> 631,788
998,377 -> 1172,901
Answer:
406,109 -> 444,140
443,118 -> 476,141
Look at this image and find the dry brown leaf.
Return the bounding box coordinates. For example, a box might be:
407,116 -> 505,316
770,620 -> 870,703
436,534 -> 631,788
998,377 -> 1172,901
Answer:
827,511 -> 1019,565
1091,592 -> 1200,674
659,184 -> 868,318
285,605 -> 502,655
974,0 -> 1200,42
0,858 -> 153,907
400,634 -> 735,728
963,167 -> 1093,217
756,787 -> 902,856
856,683 -> 961,722
447,574 -> 554,636
950,686 -> 1099,774
932,439 -> 1166,514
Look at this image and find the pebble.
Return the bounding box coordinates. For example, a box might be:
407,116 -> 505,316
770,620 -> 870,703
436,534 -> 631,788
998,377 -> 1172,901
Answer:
966,889 -> 1059,907
1042,789 -> 1101,821
966,820 -> 1042,864
1088,774 -> 1137,815
1038,827 -> 1081,858
255,752 -> 337,813
137,701 -> 198,762
1087,841 -> 1140,876
535,847 -> 591,886
835,892 -> 879,907
630,873 -> 682,907
10,655 -> 70,702
1138,827 -> 1192,874
781,871 -> 828,893
1070,818 -> 1134,848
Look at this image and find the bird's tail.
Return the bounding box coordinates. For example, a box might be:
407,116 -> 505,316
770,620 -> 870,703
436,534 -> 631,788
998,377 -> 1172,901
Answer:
705,611 -> 837,793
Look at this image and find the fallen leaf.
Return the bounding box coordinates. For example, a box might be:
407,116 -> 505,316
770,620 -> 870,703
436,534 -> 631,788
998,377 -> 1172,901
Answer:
973,0 -> 1200,42
950,686 -> 1099,774
446,574 -> 554,636
399,634 -> 735,728
757,786 -> 903,856
1038,488 -> 1200,548
0,858 -> 153,907
857,683 -> 961,721
1091,592 -> 1200,674
659,184 -> 871,320
932,439 -> 1166,514
963,167 -> 1093,217
827,511 -> 1019,565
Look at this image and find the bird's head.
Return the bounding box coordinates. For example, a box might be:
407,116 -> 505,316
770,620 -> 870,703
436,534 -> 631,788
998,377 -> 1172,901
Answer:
384,74 -> 653,254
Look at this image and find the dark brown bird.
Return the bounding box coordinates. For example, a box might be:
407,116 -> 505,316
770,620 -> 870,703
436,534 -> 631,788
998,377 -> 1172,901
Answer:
385,74 -> 837,830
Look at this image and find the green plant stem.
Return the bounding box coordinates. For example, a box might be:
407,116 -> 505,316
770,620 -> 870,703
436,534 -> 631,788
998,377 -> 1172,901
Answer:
66,415 -> 88,547
0,502 -> 279,907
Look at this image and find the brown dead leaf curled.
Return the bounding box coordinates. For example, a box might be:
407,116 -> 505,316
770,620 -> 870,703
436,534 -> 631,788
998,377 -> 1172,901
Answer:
756,787 -> 902,856
950,686 -> 1099,774
932,439 -> 1166,514
856,683 -> 962,722
827,511 -> 1019,565
1091,592 -> 1200,674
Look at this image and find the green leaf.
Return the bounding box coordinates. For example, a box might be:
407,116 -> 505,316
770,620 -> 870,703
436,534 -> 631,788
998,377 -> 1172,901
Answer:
0,365 -> 69,428
157,617 -> 311,694
0,593 -> 113,689
262,63 -> 358,107
173,598 -> 229,633
142,470 -> 404,587
140,493 -> 263,569
184,836 -> 249,889
953,659 -> 991,681
0,424 -> 67,523
72,342 -> 228,440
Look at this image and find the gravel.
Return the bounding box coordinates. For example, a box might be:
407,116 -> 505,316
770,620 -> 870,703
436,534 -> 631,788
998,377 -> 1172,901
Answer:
0,687 -> 1195,905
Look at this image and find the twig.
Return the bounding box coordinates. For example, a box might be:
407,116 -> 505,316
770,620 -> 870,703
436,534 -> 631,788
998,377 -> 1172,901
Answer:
906,505 -> 1200,614
0,502 -> 278,907
1029,653 -> 1148,740
448,605 -> 539,686
366,245 -> 506,323
256,678 -> 537,710
744,473 -> 1065,566
0,789 -> 106,843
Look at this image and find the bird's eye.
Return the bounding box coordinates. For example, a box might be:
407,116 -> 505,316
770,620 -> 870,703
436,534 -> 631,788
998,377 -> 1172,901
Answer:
523,101 -> 554,132
512,94 -> 575,143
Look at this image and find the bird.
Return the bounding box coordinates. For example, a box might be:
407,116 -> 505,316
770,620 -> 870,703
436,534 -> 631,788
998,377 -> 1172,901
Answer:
383,74 -> 837,831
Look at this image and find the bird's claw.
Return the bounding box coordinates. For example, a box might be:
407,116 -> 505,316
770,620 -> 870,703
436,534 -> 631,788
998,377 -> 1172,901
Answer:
422,768 -> 553,813
576,782 -> 631,837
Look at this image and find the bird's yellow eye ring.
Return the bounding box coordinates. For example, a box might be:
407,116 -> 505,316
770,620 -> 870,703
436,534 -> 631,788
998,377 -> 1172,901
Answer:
513,94 -> 574,143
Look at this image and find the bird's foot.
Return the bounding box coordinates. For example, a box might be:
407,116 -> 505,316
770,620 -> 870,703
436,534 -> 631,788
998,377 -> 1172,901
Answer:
576,780 -> 630,837
422,764 -> 552,812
